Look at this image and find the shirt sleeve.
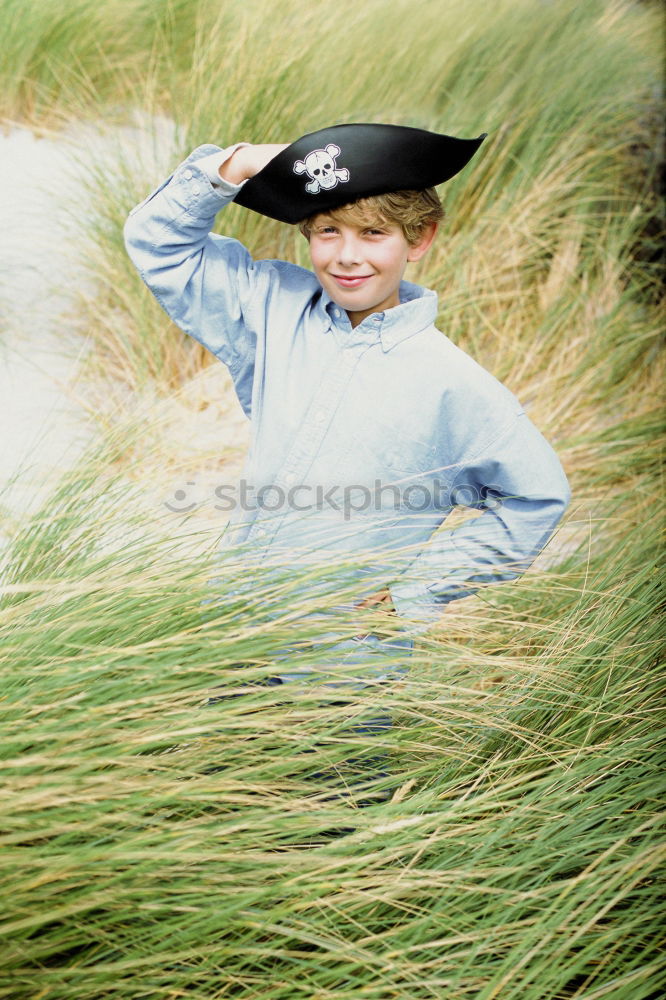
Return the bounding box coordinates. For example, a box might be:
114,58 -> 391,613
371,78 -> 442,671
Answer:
389,411 -> 571,631
123,143 -> 268,417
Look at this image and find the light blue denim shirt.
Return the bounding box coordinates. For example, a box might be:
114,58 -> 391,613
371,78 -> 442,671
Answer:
124,144 -> 570,651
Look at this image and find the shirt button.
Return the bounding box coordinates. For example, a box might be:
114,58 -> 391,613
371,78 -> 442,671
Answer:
315,409 -> 326,421
193,184 -> 200,195
184,169 -> 193,180
284,472 -> 296,485
332,308 -> 340,319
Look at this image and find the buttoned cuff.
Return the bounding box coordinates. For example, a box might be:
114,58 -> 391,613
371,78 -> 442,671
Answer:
127,143 -> 250,221
194,143 -> 251,194
388,580 -> 442,636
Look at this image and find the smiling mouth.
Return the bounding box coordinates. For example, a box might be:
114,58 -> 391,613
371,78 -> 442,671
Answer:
331,274 -> 373,287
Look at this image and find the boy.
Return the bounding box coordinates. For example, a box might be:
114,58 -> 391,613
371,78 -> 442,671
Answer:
124,123 -> 571,692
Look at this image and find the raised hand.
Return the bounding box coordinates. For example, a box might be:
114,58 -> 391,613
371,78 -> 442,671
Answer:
219,143 -> 289,184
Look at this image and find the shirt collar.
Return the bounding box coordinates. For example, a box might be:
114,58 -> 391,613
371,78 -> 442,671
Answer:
318,280 -> 438,351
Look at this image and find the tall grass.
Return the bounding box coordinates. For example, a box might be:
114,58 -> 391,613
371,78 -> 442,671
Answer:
1,431 -> 663,997
1,0 -> 664,996
2,425 -> 664,998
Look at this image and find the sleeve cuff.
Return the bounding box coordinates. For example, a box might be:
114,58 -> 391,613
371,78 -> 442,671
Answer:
194,143 -> 251,195
389,580 -> 442,635
126,143 -> 251,221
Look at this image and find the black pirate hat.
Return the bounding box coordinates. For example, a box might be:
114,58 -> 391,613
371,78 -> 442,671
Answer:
234,123 -> 487,224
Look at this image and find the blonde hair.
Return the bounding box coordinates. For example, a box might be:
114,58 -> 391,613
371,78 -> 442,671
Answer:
299,188 -> 444,246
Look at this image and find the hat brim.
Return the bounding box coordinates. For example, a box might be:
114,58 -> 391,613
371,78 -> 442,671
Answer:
234,123 -> 487,224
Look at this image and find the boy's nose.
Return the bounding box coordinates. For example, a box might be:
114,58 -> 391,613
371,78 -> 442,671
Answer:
337,234 -> 362,267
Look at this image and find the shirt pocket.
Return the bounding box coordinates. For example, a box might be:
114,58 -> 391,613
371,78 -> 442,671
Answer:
380,429 -> 439,482
348,424 -> 439,487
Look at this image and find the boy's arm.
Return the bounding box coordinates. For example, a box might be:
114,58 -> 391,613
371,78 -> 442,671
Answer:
387,411 -> 571,631
123,142 -> 286,411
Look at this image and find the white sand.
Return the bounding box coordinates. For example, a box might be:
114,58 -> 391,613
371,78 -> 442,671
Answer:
0,116 -> 250,561
0,124 -> 97,535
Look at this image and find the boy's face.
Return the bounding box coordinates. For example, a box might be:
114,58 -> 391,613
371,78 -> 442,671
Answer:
307,213 -> 436,328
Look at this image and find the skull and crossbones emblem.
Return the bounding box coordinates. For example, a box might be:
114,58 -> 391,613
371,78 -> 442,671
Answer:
293,144 -> 350,195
